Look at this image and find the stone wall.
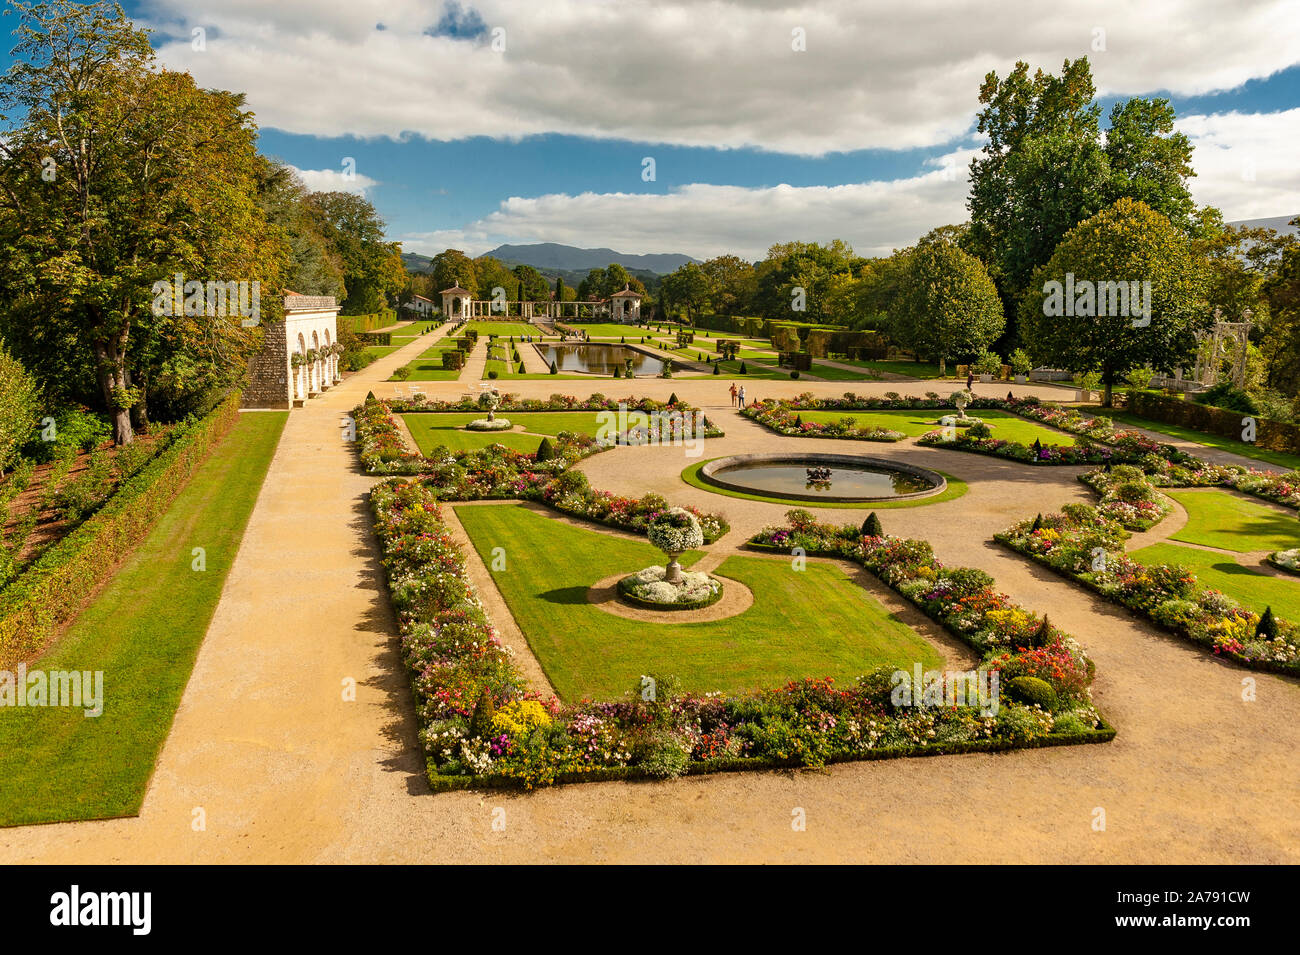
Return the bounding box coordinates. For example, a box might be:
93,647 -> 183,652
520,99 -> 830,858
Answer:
242,320 -> 290,409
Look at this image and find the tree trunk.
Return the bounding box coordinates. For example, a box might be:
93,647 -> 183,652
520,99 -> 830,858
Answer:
94,339 -> 134,445
1102,378 -> 1114,408
938,356 -> 946,377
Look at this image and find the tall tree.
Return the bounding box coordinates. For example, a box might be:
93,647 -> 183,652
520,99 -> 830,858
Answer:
0,0 -> 287,442
890,238 -> 1004,375
1019,198 -> 1206,405
307,191 -> 404,315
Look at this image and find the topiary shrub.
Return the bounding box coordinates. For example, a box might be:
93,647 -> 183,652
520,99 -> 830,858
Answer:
487,369 -> 499,379
468,686 -> 497,739
549,360 -> 558,375
1006,676 -> 1059,711
713,363 -> 720,375
613,366 -> 622,378
1257,606 -> 1278,639
393,366 -> 412,381
966,421 -> 992,439
1028,615 -> 1054,649
738,361 -> 748,374
862,511 -> 883,537
790,370 -> 800,379
1030,513 -> 1043,532
535,437 -> 555,462
667,392 -> 678,406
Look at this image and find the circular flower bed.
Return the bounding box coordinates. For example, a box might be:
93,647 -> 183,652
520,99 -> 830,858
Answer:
1268,548 -> 1300,576
617,565 -> 724,610
647,507 -> 705,554
465,417 -> 513,431
937,414 -> 983,428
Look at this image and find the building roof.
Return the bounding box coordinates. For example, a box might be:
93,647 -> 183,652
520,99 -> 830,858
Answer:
440,284 -> 470,295
284,293 -> 339,312
412,294 -> 433,302
610,283 -> 643,298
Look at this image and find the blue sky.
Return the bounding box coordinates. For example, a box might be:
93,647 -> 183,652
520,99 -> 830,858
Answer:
8,1 -> 1298,260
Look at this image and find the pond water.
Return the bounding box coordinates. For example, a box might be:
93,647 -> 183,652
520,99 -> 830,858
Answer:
537,343 -> 665,376
711,461 -> 936,499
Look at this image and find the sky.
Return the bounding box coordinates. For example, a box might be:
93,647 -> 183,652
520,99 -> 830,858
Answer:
11,0 -> 1300,261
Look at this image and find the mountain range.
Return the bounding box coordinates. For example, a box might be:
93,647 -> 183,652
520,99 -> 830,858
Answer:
401,243 -> 697,277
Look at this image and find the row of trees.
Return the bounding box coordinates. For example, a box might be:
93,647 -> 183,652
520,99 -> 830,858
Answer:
653,57 -> 1300,407
0,1 -> 408,444
408,251 -> 648,310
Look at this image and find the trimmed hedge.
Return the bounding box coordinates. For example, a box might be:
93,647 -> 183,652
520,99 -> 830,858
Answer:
1130,391 -> 1300,455
0,392 -> 244,665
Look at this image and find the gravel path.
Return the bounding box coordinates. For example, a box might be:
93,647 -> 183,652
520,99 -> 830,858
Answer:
2,349 -> 1297,863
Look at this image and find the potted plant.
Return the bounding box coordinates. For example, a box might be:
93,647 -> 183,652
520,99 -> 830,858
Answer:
1009,348 -> 1033,384
973,349 -> 1001,383
1076,371 -> 1102,402
647,508 -> 705,585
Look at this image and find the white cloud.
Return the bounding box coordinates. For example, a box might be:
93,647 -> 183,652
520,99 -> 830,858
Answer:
1177,108 -> 1300,221
399,165 -> 972,261
289,165 -> 379,195
145,0 -> 1300,156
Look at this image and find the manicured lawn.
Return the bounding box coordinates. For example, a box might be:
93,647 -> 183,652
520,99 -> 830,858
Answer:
0,411 -> 287,827
1166,489 -> 1300,553
362,345 -> 400,360
1129,542 -> 1300,621
454,502 -> 944,699
395,343 -> 463,380
831,358 -> 945,379
1089,407 -> 1300,472
389,320 -> 441,341
557,322 -> 649,338
776,408 -> 1075,445
456,322 -> 537,338
401,411 -> 613,454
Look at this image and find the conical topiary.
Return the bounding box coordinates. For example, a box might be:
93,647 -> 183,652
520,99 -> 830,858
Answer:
613,365 -> 622,378
713,363 -> 721,375
1031,616 -> 1053,648
668,392 -> 678,406
739,361 -> 748,374
366,391 -> 376,402
1257,606 -> 1279,639
1030,513 -> 1043,532
468,687 -> 496,740
862,512 -> 883,537
549,359 -> 559,375
536,437 -> 555,461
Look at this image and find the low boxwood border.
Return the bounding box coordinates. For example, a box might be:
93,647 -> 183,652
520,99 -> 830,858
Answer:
423,724 -> 1116,792
681,458 -> 968,509
616,573 -> 726,611
0,392 -> 243,665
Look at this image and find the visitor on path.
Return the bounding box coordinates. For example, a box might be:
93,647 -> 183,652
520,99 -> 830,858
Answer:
738,385 -> 746,408
729,383 -> 738,406
967,370 -> 974,391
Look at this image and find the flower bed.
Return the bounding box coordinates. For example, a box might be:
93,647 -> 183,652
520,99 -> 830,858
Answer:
995,504 -> 1300,674
617,566 -> 723,610
371,485 -> 1113,792
1268,549 -> 1300,576
742,402 -> 905,441
355,397 -> 730,543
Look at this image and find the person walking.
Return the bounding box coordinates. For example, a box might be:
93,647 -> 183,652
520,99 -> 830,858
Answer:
738,385 -> 746,409
966,369 -> 974,391
729,383 -> 738,406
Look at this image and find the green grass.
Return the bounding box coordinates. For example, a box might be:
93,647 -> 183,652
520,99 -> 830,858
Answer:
401,411 -> 611,455
455,322 -> 538,338
389,320 -> 442,341
394,343 -> 464,380
1165,489 -> 1300,553
1129,542 -> 1300,621
681,458 -> 968,508
454,502 -> 943,699
764,408 -> 1075,446
1086,407 -> 1300,471
0,411 -> 287,827
361,345 -> 399,359
555,322 -> 648,338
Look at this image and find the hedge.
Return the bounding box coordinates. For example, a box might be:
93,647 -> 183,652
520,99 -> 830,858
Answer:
338,311 -> 398,334
0,392 -> 243,666
1130,392 -> 1300,455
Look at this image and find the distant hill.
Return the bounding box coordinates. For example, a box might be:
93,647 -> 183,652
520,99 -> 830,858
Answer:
401,247 -> 672,294
1228,214 -> 1299,235
486,243 -> 697,274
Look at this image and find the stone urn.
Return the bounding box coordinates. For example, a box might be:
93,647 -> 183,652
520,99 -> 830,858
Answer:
647,508 -> 705,585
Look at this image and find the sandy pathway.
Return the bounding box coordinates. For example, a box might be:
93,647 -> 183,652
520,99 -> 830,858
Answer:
2,359 -> 1298,863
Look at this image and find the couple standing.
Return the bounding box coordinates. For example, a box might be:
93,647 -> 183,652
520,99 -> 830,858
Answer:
729,383 -> 746,408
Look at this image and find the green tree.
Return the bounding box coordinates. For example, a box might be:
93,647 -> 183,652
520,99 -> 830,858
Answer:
307,191 -> 405,315
891,238 -> 1004,375
429,249 -> 478,300
1019,198 -> 1206,406
0,341 -> 41,472
0,0 -> 288,442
